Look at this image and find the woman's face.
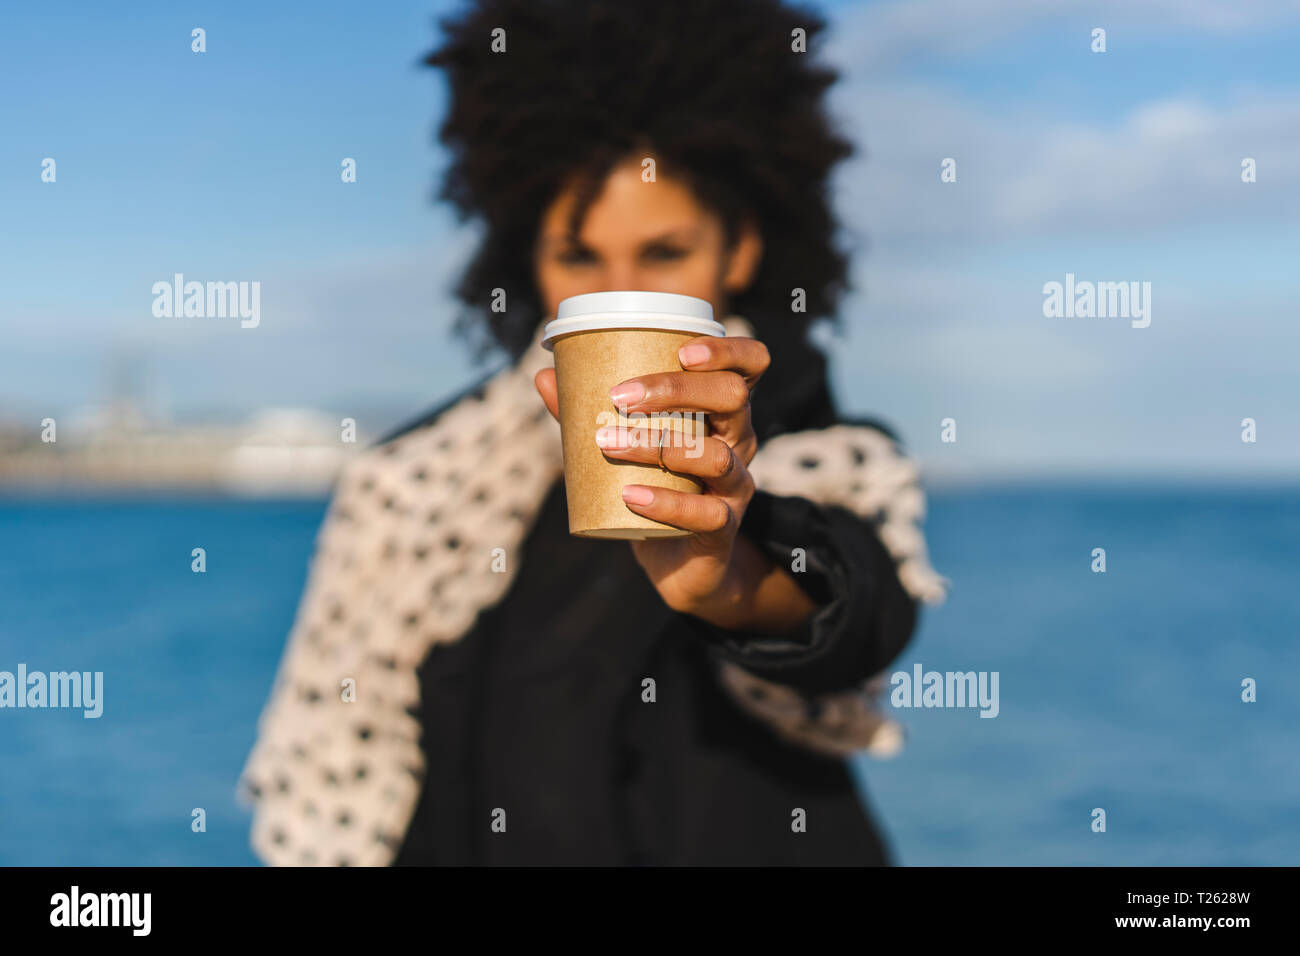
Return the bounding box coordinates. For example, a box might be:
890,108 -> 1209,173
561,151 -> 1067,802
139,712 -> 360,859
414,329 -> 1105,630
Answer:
533,158 -> 762,324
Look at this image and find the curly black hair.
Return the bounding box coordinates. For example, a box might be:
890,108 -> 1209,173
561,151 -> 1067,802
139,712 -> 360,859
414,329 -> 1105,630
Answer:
425,0 -> 855,365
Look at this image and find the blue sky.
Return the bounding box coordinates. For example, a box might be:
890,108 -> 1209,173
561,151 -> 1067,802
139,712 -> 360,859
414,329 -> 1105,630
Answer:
2,0 -> 1298,479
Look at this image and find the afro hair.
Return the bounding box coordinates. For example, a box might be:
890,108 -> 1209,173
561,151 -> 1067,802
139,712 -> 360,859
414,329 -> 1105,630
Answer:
425,0 -> 856,364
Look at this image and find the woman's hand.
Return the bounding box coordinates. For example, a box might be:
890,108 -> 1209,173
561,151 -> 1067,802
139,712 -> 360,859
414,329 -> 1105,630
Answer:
534,335 -> 817,634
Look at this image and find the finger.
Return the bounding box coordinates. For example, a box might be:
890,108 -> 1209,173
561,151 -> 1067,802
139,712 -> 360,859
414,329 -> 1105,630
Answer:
607,370 -> 758,464
609,353 -> 760,462
595,428 -> 750,497
710,408 -> 758,467
676,335 -> 770,389
609,370 -> 749,416
619,484 -> 737,538
674,336 -> 767,461
534,368 -> 559,422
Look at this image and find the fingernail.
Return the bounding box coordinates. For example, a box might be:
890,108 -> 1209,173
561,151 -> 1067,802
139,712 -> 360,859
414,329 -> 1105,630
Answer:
621,485 -> 654,506
678,344 -> 710,367
595,426 -> 625,449
609,381 -> 645,407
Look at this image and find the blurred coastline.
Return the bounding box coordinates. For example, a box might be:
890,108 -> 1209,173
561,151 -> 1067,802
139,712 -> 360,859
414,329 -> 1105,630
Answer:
0,394 -> 361,498
0,411 -> 357,498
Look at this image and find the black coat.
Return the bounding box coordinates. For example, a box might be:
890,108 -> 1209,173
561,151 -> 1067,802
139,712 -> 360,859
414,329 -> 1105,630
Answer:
386,336 -> 919,865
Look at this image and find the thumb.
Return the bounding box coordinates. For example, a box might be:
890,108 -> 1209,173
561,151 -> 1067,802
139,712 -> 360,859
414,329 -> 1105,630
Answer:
534,368 -> 560,422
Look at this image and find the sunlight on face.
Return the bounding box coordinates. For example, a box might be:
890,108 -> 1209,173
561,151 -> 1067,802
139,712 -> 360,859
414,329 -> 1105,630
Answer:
532,157 -> 761,323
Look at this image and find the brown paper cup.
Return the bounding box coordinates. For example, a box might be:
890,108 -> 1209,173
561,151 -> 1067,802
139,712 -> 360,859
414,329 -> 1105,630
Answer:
552,328 -> 711,539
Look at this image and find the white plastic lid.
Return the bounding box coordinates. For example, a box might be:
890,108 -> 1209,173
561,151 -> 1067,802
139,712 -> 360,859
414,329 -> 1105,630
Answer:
541,291 -> 726,350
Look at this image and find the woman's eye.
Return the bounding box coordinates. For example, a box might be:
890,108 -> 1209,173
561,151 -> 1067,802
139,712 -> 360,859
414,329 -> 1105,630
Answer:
642,245 -> 689,262
556,248 -> 597,265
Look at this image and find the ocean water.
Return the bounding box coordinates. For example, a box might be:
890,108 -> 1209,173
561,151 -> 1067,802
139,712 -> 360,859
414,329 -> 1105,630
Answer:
0,484 -> 1296,866
857,483 -> 1300,866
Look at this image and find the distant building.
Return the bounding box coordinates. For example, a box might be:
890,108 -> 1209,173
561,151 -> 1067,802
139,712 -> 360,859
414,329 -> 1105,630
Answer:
0,404 -> 359,497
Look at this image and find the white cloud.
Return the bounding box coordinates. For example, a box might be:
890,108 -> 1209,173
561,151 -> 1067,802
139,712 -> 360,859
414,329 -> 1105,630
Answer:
829,82 -> 1300,242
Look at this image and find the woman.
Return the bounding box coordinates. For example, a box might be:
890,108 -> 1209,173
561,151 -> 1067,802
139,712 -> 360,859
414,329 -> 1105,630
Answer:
238,0 -> 945,866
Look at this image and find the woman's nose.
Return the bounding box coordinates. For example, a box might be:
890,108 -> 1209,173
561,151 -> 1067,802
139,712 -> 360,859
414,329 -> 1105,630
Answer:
602,262 -> 641,291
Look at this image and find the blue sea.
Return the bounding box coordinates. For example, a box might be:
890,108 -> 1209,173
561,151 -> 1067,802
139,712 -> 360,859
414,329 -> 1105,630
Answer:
1,484 -> 1297,865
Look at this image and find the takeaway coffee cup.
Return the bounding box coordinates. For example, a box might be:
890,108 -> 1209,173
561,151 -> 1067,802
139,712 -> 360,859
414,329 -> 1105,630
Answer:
541,291 -> 727,539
